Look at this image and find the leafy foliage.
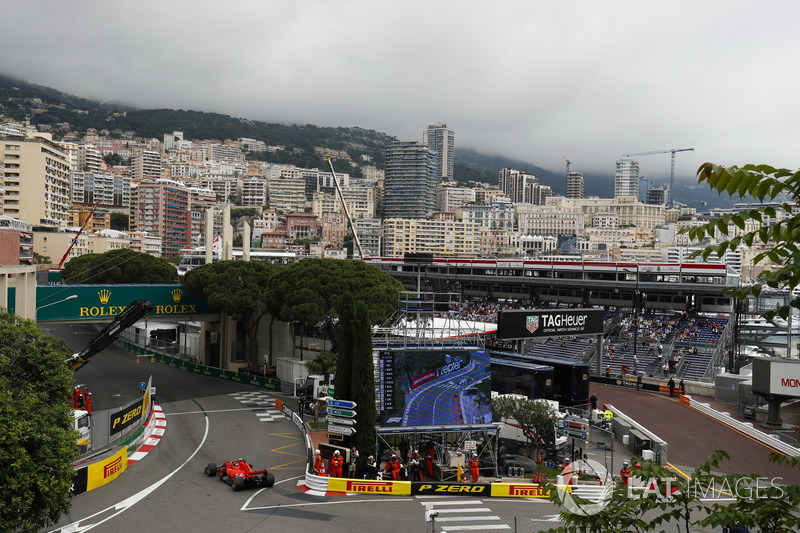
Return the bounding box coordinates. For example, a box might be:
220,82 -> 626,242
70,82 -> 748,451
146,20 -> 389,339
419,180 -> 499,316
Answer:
683,163 -> 800,320
61,249 -> 178,284
182,260 -> 278,365
492,396 -> 558,452
0,309 -> 78,532
304,350 -> 337,385
267,258 -> 402,328
109,211 -> 129,231
335,292 -> 355,401
351,300 -> 377,466
543,450 -> 800,533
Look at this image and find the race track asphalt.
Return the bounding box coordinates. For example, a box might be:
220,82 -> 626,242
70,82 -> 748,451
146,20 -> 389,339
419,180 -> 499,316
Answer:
591,383 -> 800,483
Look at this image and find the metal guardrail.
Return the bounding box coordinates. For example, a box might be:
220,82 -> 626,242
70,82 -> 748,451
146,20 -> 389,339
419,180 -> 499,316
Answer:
688,398 -> 800,456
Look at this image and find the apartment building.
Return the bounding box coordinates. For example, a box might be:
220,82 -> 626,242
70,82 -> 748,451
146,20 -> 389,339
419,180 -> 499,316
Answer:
130,179 -> 192,256
436,182 -> 476,212
352,217 -> 381,258
614,159 -> 640,199
199,174 -> 241,203
285,213 -> 319,241
241,176 -> 268,207
320,211 -> 347,247
382,218 -> 479,257
423,122 -> 455,180
269,170 -> 306,213
383,141 -> 437,219
550,195 -> 666,231
1,133 -> 71,228
0,216 -> 33,265
127,230 -> 163,256
71,172 -> 131,207
566,171 -> 584,199
131,149 -> 163,181
515,203 -> 584,238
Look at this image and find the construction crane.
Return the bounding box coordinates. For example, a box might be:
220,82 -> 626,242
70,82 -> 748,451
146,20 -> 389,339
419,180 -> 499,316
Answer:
621,148 -> 694,208
562,155 -> 571,177
326,158 -> 364,259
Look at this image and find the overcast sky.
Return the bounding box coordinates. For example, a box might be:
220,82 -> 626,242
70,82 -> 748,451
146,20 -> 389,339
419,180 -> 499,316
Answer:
2,1 -> 798,184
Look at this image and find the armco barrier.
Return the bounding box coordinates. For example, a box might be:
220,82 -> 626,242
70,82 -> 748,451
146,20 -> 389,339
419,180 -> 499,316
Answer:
687,397 -> 800,456
123,341 -> 281,391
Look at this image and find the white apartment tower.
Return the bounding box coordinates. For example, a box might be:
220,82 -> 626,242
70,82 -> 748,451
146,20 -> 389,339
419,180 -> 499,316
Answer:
423,123 -> 454,180
614,159 -> 640,199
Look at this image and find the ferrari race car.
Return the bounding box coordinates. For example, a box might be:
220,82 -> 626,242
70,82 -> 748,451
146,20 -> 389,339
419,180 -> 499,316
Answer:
204,458 -> 275,491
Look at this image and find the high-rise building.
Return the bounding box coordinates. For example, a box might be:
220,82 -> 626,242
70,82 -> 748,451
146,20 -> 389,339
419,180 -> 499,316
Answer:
383,141 -> 437,219
614,159 -> 640,199
1,133 -> 71,227
566,171 -> 584,199
498,168 -> 542,204
132,149 -> 163,181
646,186 -> 669,206
130,179 -> 191,256
423,123 -> 454,180
71,172 -> 131,207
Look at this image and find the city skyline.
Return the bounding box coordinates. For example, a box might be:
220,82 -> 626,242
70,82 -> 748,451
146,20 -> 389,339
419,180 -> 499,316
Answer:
0,2 -> 797,184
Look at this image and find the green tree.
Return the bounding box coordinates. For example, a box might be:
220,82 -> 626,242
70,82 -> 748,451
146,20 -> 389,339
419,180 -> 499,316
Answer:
182,260 -> 277,367
695,452 -> 800,533
0,309 -> 78,532
544,450 -> 800,533
109,211 -> 128,231
267,258 -> 402,327
684,162 -> 800,320
335,292 -> 355,401
492,395 -> 558,456
33,252 -> 51,264
351,300 -> 377,465
61,249 -> 178,284
304,350 -> 337,385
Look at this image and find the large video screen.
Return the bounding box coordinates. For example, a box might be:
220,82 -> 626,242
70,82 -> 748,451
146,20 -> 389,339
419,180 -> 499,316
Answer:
378,349 -> 492,427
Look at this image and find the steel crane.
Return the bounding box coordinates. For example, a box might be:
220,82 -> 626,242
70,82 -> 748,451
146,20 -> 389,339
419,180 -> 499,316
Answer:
621,148 -> 694,208
562,155 -> 571,177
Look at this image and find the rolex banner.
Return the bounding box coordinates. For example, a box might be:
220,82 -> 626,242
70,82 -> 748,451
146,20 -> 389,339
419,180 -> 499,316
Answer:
496,309 -> 604,339
36,284 -> 217,321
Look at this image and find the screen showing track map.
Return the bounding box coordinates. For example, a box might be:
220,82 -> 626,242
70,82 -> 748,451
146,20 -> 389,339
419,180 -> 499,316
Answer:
379,350 -> 492,427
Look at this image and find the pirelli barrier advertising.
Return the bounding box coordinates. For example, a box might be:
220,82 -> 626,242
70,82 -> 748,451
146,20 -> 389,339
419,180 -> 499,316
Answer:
326,479 -> 565,498
72,447 -> 128,495
125,342 -> 281,392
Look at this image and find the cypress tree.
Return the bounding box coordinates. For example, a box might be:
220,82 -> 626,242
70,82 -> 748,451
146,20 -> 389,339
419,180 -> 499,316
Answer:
335,291 -> 354,400
351,300 -> 377,469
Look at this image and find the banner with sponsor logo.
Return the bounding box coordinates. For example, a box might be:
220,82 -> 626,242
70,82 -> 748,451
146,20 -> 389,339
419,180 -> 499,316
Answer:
327,478 -> 411,495
109,377 -> 151,435
490,482 -> 565,498
497,309 -> 604,339
86,447 -> 128,491
36,284 -> 217,322
125,343 -> 282,392
412,482 -> 490,495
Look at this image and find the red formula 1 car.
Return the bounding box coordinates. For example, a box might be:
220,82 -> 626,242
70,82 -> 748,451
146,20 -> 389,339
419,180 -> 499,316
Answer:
204,458 -> 275,491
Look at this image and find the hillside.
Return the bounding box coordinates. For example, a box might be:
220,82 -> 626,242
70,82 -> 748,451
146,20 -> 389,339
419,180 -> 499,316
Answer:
0,73 -> 728,206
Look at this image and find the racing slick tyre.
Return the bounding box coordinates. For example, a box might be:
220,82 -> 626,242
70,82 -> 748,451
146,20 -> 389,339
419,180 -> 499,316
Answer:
232,476 -> 245,491
204,463 -> 218,477
263,472 -> 275,488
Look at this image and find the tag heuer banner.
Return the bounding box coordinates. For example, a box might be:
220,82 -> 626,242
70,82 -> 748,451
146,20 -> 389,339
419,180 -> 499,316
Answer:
496,309 -> 604,339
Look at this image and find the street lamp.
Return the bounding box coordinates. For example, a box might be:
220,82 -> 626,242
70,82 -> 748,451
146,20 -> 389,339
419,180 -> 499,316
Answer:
35,294 -> 78,321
